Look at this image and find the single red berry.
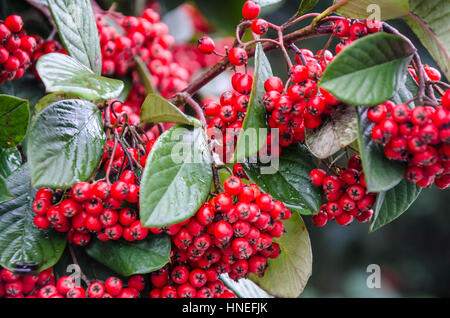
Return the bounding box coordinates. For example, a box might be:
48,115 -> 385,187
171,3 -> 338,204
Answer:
105,277 -> 123,296
66,286 -> 86,298
33,215 -> 50,229
56,276 -> 74,295
111,181 -> 129,200
333,19 -> 351,37
214,220 -> 233,242
36,188 -> 53,202
251,19 -> 269,35
228,47 -> 248,66
424,66 -> 441,81
442,90 -> 450,110
197,36 -> 215,54
88,282 -> 105,298
309,169 -> 327,187
5,15 -> 23,33
242,1 -> 260,20
71,182 -> 92,202
349,22 -> 368,39
290,64 -> 309,83
410,106 -> 429,126
335,213 -> 354,226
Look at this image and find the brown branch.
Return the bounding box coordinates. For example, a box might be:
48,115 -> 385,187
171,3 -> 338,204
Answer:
175,24 -> 332,100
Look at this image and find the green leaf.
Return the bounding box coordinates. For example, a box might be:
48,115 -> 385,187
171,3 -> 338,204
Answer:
221,274 -> 273,298
242,144 -> 322,215
86,235 -> 171,277
319,33 -> 415,106
140,94 -> 200,126
356,107 -> 404,193
27,99 -> 106,189
296,0 -> 319,16
0,164 -> 66,272
306,104 -> 358,159
34,92 -> 79,116
47,0 -> 102,74
234,44 -> 271,162
0,148 -> 21,179
370,179 -> 421,232
36,53 -> 124,101
0,148 -> 22,203
54,245 -> 125,283
250,213 -> 312,298
140,126 -> 213,227
0,176 -> 13,203
335,0 -> 409,20
404,0 -> 450,80
135,57 -> 156,95
0,75 -> 45,115
0,95 -> 29,148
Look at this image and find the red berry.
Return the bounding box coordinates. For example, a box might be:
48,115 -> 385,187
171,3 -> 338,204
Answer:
251,19 -> 269,35
197,36 -> 215,54
228,47 -> 248,66
242,1 -> 260,20
105,277 -> 123,296
5,15 -> 23,33
333,19 -> 350,37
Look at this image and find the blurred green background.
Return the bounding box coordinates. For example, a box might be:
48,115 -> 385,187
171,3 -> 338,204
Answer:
6,0 -> 450,297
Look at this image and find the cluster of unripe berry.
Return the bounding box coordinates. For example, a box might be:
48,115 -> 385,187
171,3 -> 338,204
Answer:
147,176 -> 291,297
368,93 -> 450,189
0,267 -> 144,298
263,53 -> 341,147
0,15 -> 40,83
32,134 -> 158,245
95,9 -> 189,99
332,18 -> 382,54
310,155 -> 375,227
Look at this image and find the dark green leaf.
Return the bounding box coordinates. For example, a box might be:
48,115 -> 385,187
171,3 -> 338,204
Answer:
242,144 -> 322,215
319,33 -> 415,106
86,235 -> 171,276
335,0 -> 409,20
27,99 -> 106,189
235,43 -> 271,162
296,0 -> 318,16
140,126 -> 213,227
356,107 -> 404,193
250,213 -> 312,298
0,95 -> 29,148
0,75 -> 45,115
0,164 -> 66,272
47,0 -> 102,74
36,53 -> 124,101
54,245 -> 125,283
221,274 -> 273,298
370,179 -> 421,232
140,94 -> 200,126
306,104 -> 358,159
405,0 -> 450,80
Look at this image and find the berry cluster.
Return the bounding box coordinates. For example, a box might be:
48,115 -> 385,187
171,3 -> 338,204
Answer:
368,96 -> 450,189
148,267 -> 235,298
0,15 -> 39,83
32,134 -> 158,245
262,54 -> 341,147
310,155 -> 375,227
148,176 -> 291,297
0,267 -> 144,298
332,18 -> 382,54
202,73 -> 254,163
95,9 -> 189,99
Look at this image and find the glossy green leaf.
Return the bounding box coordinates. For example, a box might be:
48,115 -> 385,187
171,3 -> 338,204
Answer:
27,99 -> 106,189
140,126 -> 213,227
370,179 -> 421,232
140,94 -> 200,127
250,213 -> 312,298
335,0 -> 409,20
0,95 -> 29,148
242,144 -> 322,215
47,0 -> 102,74
0,75 -> 45,115
0,164 -> 66,272
235,43 -> 271,162
34,92 -> 79,116
356,107 -> 404,193
296,0 -> 319,16
86,235 -> 171,276
319,33 -> 415,106
221,274 -> 273,298
36,53 -> 124,101
405,0 -> 450,80
0,148 -> 22,203
306,104 -> 358,159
